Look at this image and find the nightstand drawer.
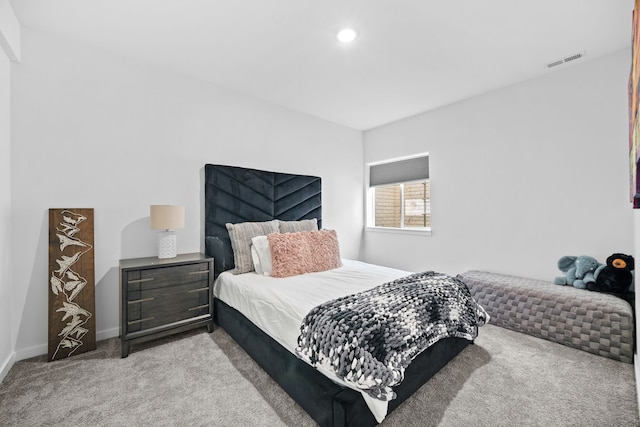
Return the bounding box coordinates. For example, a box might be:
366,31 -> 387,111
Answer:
124,262 -> 210,292
127,282 -> 210,332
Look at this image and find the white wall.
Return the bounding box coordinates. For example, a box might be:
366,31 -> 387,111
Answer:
0,37 -> 12,383
0,0 -> 19,383
363,50 -> 633,280
0,0 -> 19,62
10,28 -> 363,359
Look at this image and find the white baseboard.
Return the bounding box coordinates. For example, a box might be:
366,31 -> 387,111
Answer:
14,343 -> 47,361
13,327 -> 121,363
0,351 -> 16,384
97,327 -> 119,341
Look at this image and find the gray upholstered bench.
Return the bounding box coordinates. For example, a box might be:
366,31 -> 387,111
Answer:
457,270 -> 635,363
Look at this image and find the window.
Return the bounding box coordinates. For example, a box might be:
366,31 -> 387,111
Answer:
367,154 -> 431,232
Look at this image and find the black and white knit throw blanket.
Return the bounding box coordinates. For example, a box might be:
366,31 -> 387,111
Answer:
296,271 -> 489,401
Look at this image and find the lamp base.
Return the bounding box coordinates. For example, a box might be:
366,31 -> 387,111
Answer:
157,230 -> 177,259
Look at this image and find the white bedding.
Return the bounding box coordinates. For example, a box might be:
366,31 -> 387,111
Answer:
213,259 -> 411,422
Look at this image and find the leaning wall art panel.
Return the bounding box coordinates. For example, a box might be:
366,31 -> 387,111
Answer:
631,0 -> 640,207
48,208 -> 96,361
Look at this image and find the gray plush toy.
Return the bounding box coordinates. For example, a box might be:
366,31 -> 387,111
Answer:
554,255 -> 605,289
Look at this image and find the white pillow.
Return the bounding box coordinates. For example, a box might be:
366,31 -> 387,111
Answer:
251,244 -> 264,275
251,235 -> 273,276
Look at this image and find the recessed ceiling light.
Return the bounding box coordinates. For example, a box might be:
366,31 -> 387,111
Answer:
337,28 -> 358,43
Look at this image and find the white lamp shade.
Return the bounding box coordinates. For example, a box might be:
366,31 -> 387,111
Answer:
150,205 -> 185,230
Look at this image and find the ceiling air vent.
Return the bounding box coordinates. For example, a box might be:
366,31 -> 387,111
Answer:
546,51 -> 586,69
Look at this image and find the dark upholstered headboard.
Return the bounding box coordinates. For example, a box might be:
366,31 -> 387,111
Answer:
204,164 -> 322,277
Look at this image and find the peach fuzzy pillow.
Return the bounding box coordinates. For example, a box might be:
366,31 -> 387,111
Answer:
268,229 -> 342,278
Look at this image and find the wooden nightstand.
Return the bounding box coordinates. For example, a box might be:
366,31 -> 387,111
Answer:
119,252 -> 214,357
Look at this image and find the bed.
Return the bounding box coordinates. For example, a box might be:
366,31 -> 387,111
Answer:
204,163 -> 484,426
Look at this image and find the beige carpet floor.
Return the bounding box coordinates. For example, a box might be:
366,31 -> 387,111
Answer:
0,324 -> 638,426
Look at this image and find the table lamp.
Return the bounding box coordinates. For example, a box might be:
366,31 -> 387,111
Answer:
150,205 -> 185,259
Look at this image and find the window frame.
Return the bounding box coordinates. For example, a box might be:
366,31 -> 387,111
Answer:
365,153 -> 432,236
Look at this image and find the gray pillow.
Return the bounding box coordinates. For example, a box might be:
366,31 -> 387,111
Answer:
278,218 -> 318,233
226,220 -> 279,274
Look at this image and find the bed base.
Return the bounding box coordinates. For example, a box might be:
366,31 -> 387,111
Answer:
214,298 -> 470,427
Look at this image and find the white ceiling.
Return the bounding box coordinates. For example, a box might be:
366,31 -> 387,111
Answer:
9,0 -> 635,130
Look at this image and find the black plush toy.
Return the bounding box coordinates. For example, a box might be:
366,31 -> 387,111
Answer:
587,253 -> 634,296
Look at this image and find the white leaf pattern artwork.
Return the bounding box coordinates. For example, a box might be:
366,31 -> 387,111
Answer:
57,234 -> 89,251
50,276 -> 63,295
62,270 -> 87,302
50,210 -> 94,360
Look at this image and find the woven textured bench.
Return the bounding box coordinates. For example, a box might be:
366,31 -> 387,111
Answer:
457,270 -> 635,363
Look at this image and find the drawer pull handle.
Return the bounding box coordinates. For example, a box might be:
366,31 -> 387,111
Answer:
188,287 -> 209,293
128,316 -> 154,325
188,270 -> 210,276
188,304 -> 209,312
128,277 -> 155,284
128,297 -> 155,304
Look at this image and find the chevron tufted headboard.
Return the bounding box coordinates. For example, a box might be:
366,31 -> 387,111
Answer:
204,164 -> 322,277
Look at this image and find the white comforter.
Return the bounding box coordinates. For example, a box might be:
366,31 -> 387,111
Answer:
213,259 -> 411,422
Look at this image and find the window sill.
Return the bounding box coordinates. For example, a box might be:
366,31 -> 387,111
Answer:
365,226 -> 432,236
